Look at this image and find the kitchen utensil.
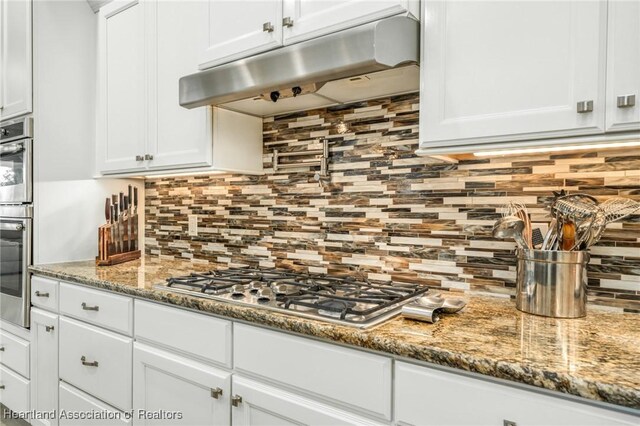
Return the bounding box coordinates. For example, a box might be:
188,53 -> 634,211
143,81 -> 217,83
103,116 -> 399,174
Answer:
133,187 -> 138,251
531,228 -> 544,248
541,218 -> 558,250
401,303 -> 442,323
123,195 -> 130,251
516,249 -> 589,318
561,220 -> 576,251
492,216 -> 529,249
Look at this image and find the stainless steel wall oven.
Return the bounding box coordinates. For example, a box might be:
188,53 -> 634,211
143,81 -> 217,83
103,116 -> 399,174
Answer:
0,117 -> 33,327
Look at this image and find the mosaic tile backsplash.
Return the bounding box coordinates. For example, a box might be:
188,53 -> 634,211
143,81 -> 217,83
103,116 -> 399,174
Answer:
145,92 -> 640,311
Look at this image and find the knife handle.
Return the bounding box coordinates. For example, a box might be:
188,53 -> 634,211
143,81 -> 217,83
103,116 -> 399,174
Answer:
133,187 -> 138,210
128,185 -> 133,207
123,196 -> 129,212
113,202 -> 119,219
105,198 -> 111,223
119,192 -> 124,213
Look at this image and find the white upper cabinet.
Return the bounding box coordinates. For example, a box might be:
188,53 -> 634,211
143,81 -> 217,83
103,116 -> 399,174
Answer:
0,0 -> 32,121
199,0 -> 283,69
605,0 -> 640,132
281,0 -> 418,45
97,0 -> 263,176
146,0 -> 212,170
199,0 -> 417,69
420,0 -> 607,152
97,0 -> 146,173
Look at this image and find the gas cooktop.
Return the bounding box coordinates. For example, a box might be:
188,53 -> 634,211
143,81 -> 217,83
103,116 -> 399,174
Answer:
154,268 -> 428,329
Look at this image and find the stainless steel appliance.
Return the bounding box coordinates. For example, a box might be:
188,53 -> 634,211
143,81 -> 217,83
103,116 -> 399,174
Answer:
0,117 -> 33,328
0,117 -> 33,204
155,268 -> 428,329
0,205 -> 32,327
179,16 -> 419,116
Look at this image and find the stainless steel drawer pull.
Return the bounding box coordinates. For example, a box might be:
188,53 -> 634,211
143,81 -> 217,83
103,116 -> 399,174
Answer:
81,356 -> 99,367
45,325 -> 54,332
81,302 -> 99,311
617,94 -> 636,108
210,387 -> 223,399
263,22 -> 274,32
35,291 -> 49,297
576,100 -> 593,113
231,395 -> 242,407
282,16 -> 294,27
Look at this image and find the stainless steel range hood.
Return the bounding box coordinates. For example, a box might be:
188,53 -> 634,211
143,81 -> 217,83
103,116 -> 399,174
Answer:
179,16 -> 419,116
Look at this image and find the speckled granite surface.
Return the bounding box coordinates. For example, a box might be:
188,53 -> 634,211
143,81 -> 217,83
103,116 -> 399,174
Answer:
30,257 -> 640,410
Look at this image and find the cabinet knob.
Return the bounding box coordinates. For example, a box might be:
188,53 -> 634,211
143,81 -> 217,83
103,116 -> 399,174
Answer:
81,356 -> 99,367
210,387 -> 223,399
0,346 -> 4,352
617,94 -> 636,108
136,155 -> 144,161
263,22 -> 274,33
35,291 -> 50,298
503,421 -> 517,426
283,17 -> 294,27
45,325 -> 55,333
81,302 -> 99,311
576,100 -> 593,113
0,128 -> 7,136
144,154 -> 154,161
0,385 -> 5,390
231,395 -> 243,407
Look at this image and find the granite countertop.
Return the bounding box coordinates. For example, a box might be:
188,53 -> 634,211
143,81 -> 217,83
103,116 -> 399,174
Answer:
30,257 -> 640,411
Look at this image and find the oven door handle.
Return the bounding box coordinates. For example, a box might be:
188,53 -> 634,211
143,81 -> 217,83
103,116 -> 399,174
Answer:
0,223 -> 25,231
0,143 -> 25,157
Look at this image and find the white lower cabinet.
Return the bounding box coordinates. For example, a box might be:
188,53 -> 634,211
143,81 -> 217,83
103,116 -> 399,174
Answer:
30,308 -> 59,426
59,382 -> 131,426
0,364 -> 30,414
59,317 -> 133,411
231,375 -> 383,426
394,362 -> 639,426
133,342 -> 231,426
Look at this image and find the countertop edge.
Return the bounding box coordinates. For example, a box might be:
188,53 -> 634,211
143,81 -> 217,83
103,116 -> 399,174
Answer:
29,266 -> 640,411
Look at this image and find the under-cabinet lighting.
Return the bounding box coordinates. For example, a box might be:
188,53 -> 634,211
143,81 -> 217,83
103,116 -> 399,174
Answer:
145,170 -> 227,179
474,140 -> 640,157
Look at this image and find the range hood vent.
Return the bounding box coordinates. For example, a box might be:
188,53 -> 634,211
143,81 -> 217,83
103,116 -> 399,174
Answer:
179,16 -> 419,113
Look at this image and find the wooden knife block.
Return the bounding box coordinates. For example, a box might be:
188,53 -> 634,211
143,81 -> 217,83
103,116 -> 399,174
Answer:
96,214 -> 141,266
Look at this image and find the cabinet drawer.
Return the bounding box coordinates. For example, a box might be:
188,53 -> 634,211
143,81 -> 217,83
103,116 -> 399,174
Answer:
234,324 -> 392,420
59,317 -> 132,411
59,382 -> 131,426
60,283 -> 133,336
31,276 -> 59,312
0,364 -> 30,413
0,329 -> 30,378
135,300 -> 232,367
395,362 -> 639,426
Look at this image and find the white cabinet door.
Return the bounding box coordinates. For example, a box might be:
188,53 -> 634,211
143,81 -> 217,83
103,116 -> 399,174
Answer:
97,0 -> 146,173
605,0 -> 640,132
231,376 -> 384,426
0,0 -> 32,121
199,0 -> 283,69
59,382 -> 131,426
420,0 -> 607,151
133,343 -> 231,426
146,0 -> 212,170
281,0 -> 417,45
395,362 -> 639,426
30,309 -> 59,426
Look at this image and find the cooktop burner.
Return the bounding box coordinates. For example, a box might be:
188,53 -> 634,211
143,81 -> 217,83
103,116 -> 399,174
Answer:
155,268 -> 428,328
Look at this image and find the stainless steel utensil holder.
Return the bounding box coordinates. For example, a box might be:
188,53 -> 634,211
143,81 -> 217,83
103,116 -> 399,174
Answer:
273,139 -> 329,176
516,249 -> 589,318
